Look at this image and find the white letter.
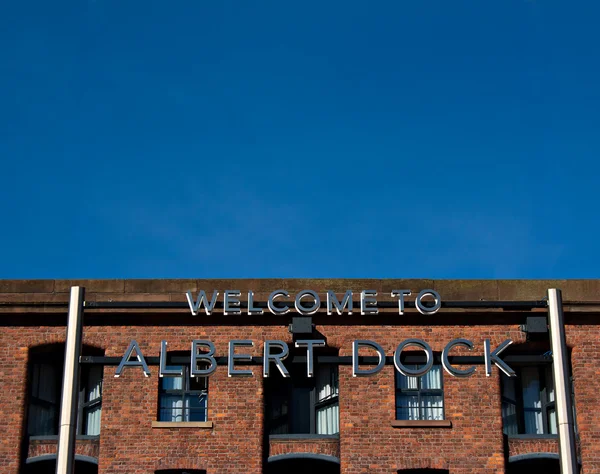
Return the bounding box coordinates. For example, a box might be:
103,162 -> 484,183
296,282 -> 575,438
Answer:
391,290 -> 411,314
248,291 -> 264,315
191,340 -> 218,376
224,290 -> 241,315
442,339 -> 475,377
360,290 -> 378,315
228,340 -> 254,377
263,340 -> 290,377
352,340 -> 386,377
186,290 -> 219,316
114,340 -> 151,378
159,340 -> 182,377
294,290 -> 320,315
394,339 -> 433,377
484,339 -> 515,377
415,289 -> 442,315
295,339 -> 326,377
268,290 -> 290,314
327,291 -> 353,315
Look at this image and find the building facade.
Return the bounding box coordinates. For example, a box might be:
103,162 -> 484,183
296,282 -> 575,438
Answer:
1,279 -> 599,474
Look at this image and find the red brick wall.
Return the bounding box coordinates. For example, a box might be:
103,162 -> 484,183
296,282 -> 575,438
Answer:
28,438 -> 100,460
507,437 -> 558,458
0,326 -> 66,473
333,324 -> 519,474
0,323 -> 528,473
0,279 -> 599,474
269,437 -> 340,458
568,326 -> 600,474
98,326 -> 267,474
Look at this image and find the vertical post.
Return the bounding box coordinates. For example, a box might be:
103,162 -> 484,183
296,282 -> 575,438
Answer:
547,288 -> 578,474
56,286 -> 85,474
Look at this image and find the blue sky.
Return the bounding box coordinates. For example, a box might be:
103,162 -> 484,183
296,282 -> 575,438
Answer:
0,1 -> 598,278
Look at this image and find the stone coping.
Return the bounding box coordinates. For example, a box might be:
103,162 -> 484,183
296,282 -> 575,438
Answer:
0,279 -> 599,301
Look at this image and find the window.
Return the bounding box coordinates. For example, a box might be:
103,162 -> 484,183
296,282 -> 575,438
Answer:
155,471 -> 206,474
23,457 -> 99,474
28,360 -> 60,436
396,364 -> 444,421
27,347 -> 103,437
315,364 -> 339,434
79,365 -> 103,435
266,362 -> 339,435
501,365 -> 556,435
158,358 -> 208,422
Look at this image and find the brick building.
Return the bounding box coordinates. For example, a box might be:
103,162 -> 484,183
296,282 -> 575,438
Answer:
0,279 -> 598,474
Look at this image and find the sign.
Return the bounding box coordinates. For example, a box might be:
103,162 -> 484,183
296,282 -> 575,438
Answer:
113,288 -> 516,380
185,289 -> 442,316
113,339 -> 515,380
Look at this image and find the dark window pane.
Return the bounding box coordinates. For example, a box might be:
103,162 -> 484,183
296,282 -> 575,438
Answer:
188,393 -> 207,422
28,362 -> 60,435
524,409 -> 543,434
501,364 -> 558,435
189,375 -> 208,391
502,400 -> 518,435
266,363 -> 339,435
396,394 -> 419,420
502,373 -> 517,402
396,367 -> 418,390
32,363 -> 58,403
161,377 -> 184,390
521,367 -> 542,409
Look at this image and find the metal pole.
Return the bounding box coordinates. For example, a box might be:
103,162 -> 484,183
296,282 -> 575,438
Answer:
548,288 -> 578,474
56,286 -> 85,474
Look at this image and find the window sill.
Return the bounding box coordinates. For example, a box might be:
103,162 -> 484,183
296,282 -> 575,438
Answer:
392,420 -> 452,428
29,435 -> 100,441
507,434 -> 558,439
151,421 -> 213,429
269,434 -> 339,440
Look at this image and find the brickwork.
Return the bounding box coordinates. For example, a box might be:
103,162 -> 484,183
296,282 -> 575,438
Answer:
269,437 -> 340,458
507,437 -> 558,458
335,325 -> 521,474
0,279 -> 598,474
28,438 -> 100,460
568,326 -> 600,474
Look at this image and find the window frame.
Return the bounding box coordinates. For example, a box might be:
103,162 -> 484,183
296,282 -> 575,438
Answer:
157,357 -> 208,423
28,358 -> 61,436
502,363 -> 556,436
78,365 -> 103,436
313,363 -> 339,435
266,361 -> 339,436
27,347 -> 104,438
395,364 -> 445,421
314,364 -> 339,413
